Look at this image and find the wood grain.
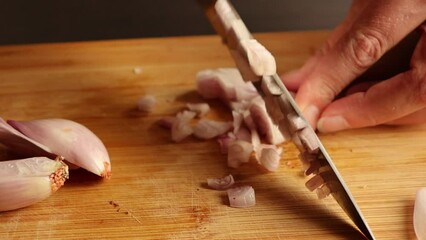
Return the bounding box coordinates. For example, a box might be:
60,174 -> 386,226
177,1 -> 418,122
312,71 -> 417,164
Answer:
0,31 -> 425,240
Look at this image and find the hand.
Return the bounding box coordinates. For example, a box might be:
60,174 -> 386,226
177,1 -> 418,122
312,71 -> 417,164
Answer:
281,0 -> 426,133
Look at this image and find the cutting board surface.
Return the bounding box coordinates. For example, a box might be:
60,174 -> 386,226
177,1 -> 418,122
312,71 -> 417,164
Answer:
0,31 -> 425,240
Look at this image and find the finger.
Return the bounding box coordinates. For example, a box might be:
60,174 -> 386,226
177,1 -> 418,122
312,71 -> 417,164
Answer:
316,70 -> 426,132
385,108 -> 426,125
345,81 -> 378,95
294,0 -> 426,128
281,0 -> 369,91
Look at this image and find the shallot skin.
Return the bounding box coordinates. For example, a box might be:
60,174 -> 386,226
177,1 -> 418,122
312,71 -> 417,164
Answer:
8,119 -> 111,178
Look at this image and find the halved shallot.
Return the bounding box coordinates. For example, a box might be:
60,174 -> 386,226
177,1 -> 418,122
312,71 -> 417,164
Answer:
414,188 -> 426,240
207,174 -> 235,190
227,185 -> 256,208
8,119 -> 111,178
0,157 -> 68,211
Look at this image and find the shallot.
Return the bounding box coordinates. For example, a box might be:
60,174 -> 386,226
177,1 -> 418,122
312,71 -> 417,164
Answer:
414,188 -> 426,240
0,157 -> 68,211
207,174 -> 235,190
227,185 -> 256,208
8,119 -> 111,178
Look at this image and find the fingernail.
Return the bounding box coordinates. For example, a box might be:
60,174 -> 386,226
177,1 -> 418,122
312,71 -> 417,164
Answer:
302,105 -> 320,129
317,116 -> 350,133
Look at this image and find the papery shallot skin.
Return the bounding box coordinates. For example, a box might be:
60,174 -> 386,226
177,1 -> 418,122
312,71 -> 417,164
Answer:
414,188 -> 426,240
8,119 -> 111,178
0,157 -> 68,212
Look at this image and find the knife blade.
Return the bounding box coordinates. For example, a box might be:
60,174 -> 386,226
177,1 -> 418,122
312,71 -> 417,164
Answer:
196,0 -> 375,239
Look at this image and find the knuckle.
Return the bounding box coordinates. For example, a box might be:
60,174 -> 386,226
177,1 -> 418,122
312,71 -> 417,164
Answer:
345,30 -> 386,70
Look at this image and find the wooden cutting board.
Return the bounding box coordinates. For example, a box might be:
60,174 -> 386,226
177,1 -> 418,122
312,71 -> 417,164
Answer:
0,31 -> 425,240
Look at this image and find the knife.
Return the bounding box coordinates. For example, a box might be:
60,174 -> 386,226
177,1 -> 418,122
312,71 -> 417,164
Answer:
196,0 -> 375,239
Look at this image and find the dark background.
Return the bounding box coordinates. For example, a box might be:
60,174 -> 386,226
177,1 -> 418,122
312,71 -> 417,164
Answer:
0,0 -> 351,45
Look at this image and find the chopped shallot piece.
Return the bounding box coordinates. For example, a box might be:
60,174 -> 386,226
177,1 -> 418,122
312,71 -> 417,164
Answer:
239,39 -> 276,76
235,127 -> 251,142
207,174 -> 235,190
227,140 -> 253,168
133,67 -> 143,75
193,119 -> 233,140
232,110 -> 244,134
217,133 -> 236,154
196,68 -> 259,102
158,117 -> 175,129
171,111 -> 196,142
249,96 -> 285,145
229,100 -> 251,112
186,103 -> 210,117
297,127 -> 319,154
227,19 -> 251,48
227,185 -> 256,208
305,160 -> 321,176
287,113 -> 307,132
316,184 -> 331,199
298,152 -> 317,163
259,146 -> 282,172
292,134 -> 304,152
214,0 -> 237,31
414,188 -> 426,240
305,174 -> 325,192
298,152 -> 320,173
137,95 -> 156,112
